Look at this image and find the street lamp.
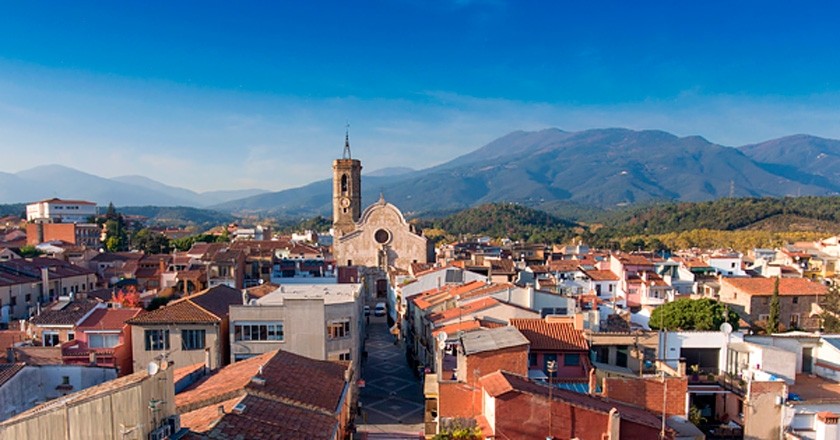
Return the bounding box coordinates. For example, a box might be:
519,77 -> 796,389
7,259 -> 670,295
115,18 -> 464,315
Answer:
547,360 -> 557,440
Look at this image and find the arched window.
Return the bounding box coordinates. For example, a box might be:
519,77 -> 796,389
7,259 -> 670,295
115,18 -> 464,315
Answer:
341,174 -> 348,193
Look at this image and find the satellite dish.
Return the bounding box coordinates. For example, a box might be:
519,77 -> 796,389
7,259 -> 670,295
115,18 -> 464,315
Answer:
720,322 -> 733,335
146,361 -> 160,376
437,331 -> 448,343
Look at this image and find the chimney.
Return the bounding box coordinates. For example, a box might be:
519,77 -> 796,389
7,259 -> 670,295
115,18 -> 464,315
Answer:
607,408 -> 621,440
217,405 -> 225,416
588,368 -> 598,395
204,347 -> 211,372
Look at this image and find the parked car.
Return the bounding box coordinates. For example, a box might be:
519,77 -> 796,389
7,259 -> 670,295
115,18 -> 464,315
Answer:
374,302 -> 386,317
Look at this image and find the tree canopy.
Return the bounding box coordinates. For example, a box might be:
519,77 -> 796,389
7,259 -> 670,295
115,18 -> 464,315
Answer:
649,298 -> 740,331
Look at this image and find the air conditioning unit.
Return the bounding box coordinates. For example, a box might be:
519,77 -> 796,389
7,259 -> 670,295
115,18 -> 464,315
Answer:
148,424 -> 171,440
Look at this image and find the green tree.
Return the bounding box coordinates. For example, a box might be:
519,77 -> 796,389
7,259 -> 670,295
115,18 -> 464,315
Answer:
17,245 -> 42,258
131,228 -> 171,254
821,282 -> 840,333
768,277 -> 781,333
649,298 -> 740,331
102,203 -> 129,252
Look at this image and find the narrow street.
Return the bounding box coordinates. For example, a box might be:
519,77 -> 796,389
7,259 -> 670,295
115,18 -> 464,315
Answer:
356,314 -> 424,439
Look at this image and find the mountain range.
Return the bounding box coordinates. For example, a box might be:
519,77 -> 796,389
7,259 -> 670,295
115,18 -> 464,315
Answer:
4,128 -> 840,216
0,165 -> 268,207
211,128 -> 840,216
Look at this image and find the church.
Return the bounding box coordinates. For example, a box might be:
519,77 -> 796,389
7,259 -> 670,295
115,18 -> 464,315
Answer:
331,132 -> 433,296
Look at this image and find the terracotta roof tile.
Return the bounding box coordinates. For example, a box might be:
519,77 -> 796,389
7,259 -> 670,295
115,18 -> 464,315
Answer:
583,269 -> 620,281
30,298 -> 102,326
127,285 -> 242,325
0,363 -> 25,387
510,319 -> 588,351
428,297 -> 499,324
77,308 -> 142,331
722,277 -> 827,296
10,347 -> 63,365
177,352 -> 276,412
202,394 -> 338,440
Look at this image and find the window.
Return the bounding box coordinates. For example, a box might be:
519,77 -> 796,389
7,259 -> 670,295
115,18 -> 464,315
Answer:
529,353 -> 538,367
25,294 -> 31,302
790,314 -> 800,329
182,329 -> 206,351
328,319 -> 351,339
339,352 -> 351,361
616,346 -> 629,368
540,307 -> 568,318
234,322 -> 284,341
43,332 -> 60,347
67,332 -> 74,341
792,297 -> 799,304
10,296 -> 16,306
88,333 -> 120,348
731,262 -> 736,268
144,329 -> 170,351
564,354 -> 581,367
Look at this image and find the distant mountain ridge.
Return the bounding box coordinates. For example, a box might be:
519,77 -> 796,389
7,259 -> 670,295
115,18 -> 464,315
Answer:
5,128 -> 840,213
212,128 -> 839,216
0,165 -> 268,207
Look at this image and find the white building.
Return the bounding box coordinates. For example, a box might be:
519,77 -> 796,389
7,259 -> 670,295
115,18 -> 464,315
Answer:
26,198 -> 97,223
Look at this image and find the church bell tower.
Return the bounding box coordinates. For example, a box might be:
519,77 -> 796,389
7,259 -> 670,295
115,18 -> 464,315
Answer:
332,128 -> 362,237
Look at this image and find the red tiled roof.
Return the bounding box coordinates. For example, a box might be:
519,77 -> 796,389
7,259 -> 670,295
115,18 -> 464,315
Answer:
30,298 -> 102,326
9,346 -> 63,365
179,396 -> 242,433
0,363 -> 25,387
583,269 -> 619,281
201,394 -> 338,440
547,260 -> 581,272
177,352 -> 276,412
77,308 -> 142,332
432,320 -> 482,339
510,319 -> 588,351
428,297 -> 499,324
127,285 -> 242,325
722,277 -> 827,296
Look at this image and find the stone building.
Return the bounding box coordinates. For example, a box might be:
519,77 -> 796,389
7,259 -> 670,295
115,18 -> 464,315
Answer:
330,133 -> 432,299
718,277 -> 827,330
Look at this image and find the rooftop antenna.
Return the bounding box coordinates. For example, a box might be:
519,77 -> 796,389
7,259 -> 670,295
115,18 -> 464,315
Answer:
343,122 -> 352,159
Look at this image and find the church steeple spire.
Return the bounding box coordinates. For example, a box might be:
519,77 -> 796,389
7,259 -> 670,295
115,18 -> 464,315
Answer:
343,123 -> 352,159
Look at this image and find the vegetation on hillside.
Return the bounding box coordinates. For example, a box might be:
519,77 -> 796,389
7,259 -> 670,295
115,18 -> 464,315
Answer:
116,206 -> 235,229
418,203 -> 579,243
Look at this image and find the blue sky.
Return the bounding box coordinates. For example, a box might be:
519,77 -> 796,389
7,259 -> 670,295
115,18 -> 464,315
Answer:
1,1 -> 839,191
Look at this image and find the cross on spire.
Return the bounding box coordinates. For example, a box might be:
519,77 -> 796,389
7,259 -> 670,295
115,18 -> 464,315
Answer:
343,123 -> 352,159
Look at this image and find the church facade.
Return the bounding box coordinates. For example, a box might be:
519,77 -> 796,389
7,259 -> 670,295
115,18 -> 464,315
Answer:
331,134 -> 432,279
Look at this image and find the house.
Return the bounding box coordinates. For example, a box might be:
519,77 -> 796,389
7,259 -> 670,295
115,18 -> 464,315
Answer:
478,371 -> 676,439
176,349 -> 353,440
0,258 -> 98,323
60,307 -> 142,375
126,285 -> 243,372
0,359 -> 176,438
25,198 -> 97,224
705,251 -> 747,277
718,277 -> 827,330
510,317 -> 590,380
227,283 -> 364,374
28,295 -> 105,346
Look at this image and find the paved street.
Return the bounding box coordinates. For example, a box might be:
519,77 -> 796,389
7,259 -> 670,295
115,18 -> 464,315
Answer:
356,314 -> 424,439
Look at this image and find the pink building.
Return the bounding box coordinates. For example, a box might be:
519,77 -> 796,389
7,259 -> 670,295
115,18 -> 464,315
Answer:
61,307 -> 142,376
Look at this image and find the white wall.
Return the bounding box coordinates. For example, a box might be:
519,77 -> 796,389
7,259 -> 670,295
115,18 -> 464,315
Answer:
660,331 -> 745,370
0,365 -> 116,422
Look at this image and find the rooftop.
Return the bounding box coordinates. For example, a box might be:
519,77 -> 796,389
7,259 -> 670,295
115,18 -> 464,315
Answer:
461,326 -> 529,356
480,371 -> 670,433
721,277 -> 827,296
789,374 -> 840,403
76,307 -> 142,331
127,285 -> 243,325
0,363 -> 25,387
30,298 -> 103,326
510,318 -> 588,351
256,283 -> 360,306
